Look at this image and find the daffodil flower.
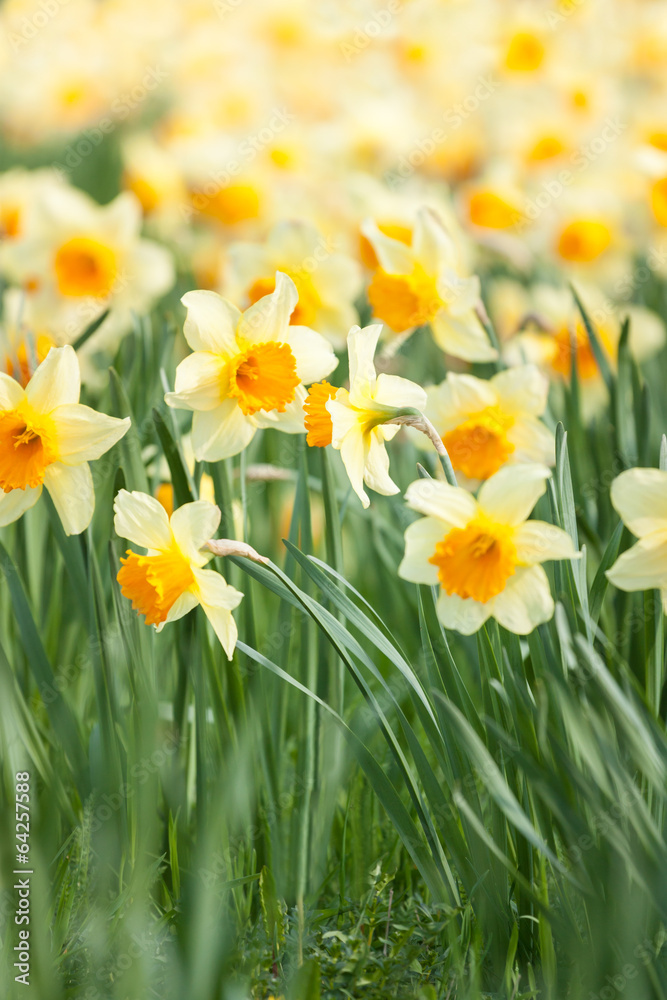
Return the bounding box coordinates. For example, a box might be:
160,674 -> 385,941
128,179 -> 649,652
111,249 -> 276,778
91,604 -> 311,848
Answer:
418,366 -> 554,484
165,272 -> 337,461
1,187 -> 174,352
398,464 -> 579,634
304,323 -> 427,508
502,282 -> 664,419
114,489 -> 243,659
606,468 -> 667,611
362,207 -> 497,362
223,219 -> 362,349
0,345 -> 129,534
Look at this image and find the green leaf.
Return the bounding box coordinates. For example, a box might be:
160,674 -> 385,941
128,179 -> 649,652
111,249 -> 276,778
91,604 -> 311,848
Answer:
152,406 -> 195,507
71,308 -> 110,352
259,865 -> 286,951
0,541 -> 89,795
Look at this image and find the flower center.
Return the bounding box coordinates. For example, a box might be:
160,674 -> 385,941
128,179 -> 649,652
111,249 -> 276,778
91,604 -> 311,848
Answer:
648,131 -> 667,152
551,322 -> 613,381
304,380 -> 338,446
229,340 -> 299,416
247,270 -> 321,327
54,237 -> 118,298
193,183 -> 260,225
0,205 -> 21,239
124,171 -> 161,214
368,264 -> 440,332
0,406 -> 56,492
556,220 -> 611,263
429,519 -> 517,604
468,190 -> 522,229
650,178 -> 667,227
117,548 -> 195,627
442,407 -> 515,480
527,135 -> 565,162
505,31 -> 545,72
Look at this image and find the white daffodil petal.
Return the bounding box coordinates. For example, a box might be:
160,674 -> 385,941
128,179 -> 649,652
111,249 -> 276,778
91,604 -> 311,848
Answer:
507,417 -> 555,466
124,240 -> 175,305
279,325 -> 338,384
477,464 -> 551,525
236,271 -> 298,344
610,468 -> 667,537
436,271 -> 480,316
0,373 -> 25,410
171,501 -> 221,566
25,346 -> 80,411
166,351 -> 226,412
491,365 -> 548,416
364,429 -> 399,496
52,406 -> 130,464
157,590 -> 200,630
347,324 -> 382,391
193,567 -> 243,659
436,590 -> 491,634
404,478 -> 478,526
339,428 -> 369,508
492,565 -> 554,634
361,219 -> 414,274
431,310 -> 497,362
191,399 -> 256,461
514,521 -> 579,564
430,373 -> 497,427
43,461 -> 94,535
0,485 -> 42,527
398,517 -> 444,584
413,207 -> 458,273
373,373 -> 427,411
606,535 -> 667,592
114,488 -> 172,550
181,290 -> 241,355
327,393 -> 364,450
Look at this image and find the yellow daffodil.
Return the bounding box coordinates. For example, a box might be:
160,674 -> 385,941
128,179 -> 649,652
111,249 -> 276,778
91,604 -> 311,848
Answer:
1,186 -> 175,349
114,489 -> 243,659
223,220 -> 362,350
606,469 -> 667,610
0,345 -> 129,534
362,207 -> 497,362
418,366 -> 554,484
165,272 -> 337,461
398,464 -> 579,634
304,323 -> 427,509
502,283 -> 665,420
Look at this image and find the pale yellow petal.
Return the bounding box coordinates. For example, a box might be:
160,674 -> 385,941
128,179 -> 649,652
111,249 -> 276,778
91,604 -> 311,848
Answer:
52,406 -> 130,464
114,488 -> 172,550
477,464 -> 551,526
610,468 -> 667,538
43,461 -> 94,535
25,346 -> 80,412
